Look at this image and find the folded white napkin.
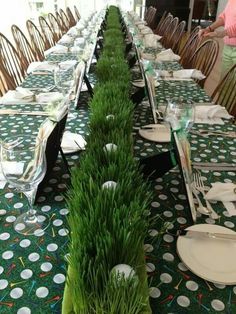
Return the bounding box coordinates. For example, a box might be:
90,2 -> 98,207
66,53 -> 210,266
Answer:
58,34 -> 74,44
140,26 -> 153,35
137,24 -> 146,30
27,61 -> 58,74
67,27 -> 79,37
195,105 -> 232,124
40,95 -> 68,122
205,182 -> 236,216
156,49 -> 180,62
36,92 -> 64,104
58,60 -> 77,70
61,131 -> 86,154
0,88 -> 35,104
205,183 -> 236,202
44,44 -> 68,56
144,34 -> 162,48
173,69 -> 206,80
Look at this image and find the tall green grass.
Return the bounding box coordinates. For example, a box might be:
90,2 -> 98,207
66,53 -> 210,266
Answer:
65,5 -> 152,313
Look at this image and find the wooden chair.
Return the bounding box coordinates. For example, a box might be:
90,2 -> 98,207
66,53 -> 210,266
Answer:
179,25 -> 202,68
160,16 -> 179,48
0,72 -> 8,96
59,9 -> 71,31
211,64 -> 236,117
154,11 -> 168,35
145,7 -> 157,29
166,20 -> 186,53
66,7 -> 76,27
39,16 -> 56,48
155,14 -> 173,36
56,11 -> 68,34
48,13 -> 63,41
0,32 -> 25,91
188,39 -> 219,87
74,5 -> 81,22
26,20 -> 48,61
11,24 -> 38,72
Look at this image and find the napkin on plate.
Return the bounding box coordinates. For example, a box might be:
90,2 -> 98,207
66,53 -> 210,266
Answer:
194,105 -> 232,124
144,34 -> 162,49
27,61 -> 58,74
205,183 -> 236,202
58,60 -> 77,70
140,27 -> 153,35
58,34 -> 74,44
61,131 -> 87,154
205,182 -> 236,216
67,27 -> 79,37
173,69 -> 206,80
155,49 -> 180,62
0,88 -> 35,104
36,92 -> 64,103
37,92 -> 68,122
44,44 -> 69,56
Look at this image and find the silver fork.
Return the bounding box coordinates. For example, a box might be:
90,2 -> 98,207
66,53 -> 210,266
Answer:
193,173 -> 220,220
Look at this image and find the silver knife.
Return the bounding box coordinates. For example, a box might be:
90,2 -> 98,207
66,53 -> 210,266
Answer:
178,229 -> 236,241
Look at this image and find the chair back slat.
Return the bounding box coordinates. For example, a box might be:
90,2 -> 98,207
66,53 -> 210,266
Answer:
188,39 -> 219,87
26,20 -> 47,61
48,13 -> 63,41
211,64 -> 236,117
0,32 -> 25,91
39,16 -> 56,48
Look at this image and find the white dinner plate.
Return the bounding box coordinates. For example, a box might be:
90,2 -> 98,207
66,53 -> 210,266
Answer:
138,124 -> 171,143
132,80 -> 160,88
177,224 -> 236,285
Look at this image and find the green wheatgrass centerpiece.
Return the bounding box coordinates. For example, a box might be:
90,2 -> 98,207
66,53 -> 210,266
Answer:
62,6 -> 152,313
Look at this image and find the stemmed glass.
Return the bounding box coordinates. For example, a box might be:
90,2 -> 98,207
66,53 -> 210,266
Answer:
54,64 -> 76,120
0,135 -> 49,235
164,97 -> 195,134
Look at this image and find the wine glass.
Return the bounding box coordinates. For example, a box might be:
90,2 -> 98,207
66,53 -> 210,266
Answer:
54,64 -> 76,120
164,97 -> 195,134
54,64 -> 75,96
0,135 -> 49,235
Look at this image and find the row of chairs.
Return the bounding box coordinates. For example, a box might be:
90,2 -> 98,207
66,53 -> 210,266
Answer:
146,9 -> 236,117
0,6 -> 80,96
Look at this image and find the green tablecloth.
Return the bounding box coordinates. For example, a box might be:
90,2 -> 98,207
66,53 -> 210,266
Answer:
0,56 -> 236,314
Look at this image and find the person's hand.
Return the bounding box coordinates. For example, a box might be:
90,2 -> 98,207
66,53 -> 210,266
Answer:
198,27 -> 211,38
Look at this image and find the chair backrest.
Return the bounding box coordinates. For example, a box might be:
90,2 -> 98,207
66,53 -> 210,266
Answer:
0,32 -> 25,91
0,72 -> 8,96
161,16 -> 179,48
155,14 -> 173,36
154,11 -> 167,35
59,8 -> 70,31
145,7 -> 157,29
188,39 -> 219,87
74,5 -> 81,22
26,20 -> 47,61
48,13 -> 63,41
179,25 -> 202,68
39,16 -> 56,48
211,64 -> 236,117
166,20 -> 186,53
66,7 -> 76,27
56,11 -> 68,34
11,24 -> 38,72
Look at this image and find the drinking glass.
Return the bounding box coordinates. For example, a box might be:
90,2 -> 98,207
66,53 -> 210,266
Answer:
0,135 -> 49,235
54,64 -> 75,96
54,64 -> 76,120
164,97 -> 195,133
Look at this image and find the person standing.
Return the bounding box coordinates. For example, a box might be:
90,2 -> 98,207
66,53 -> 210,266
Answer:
199,0 -> 236,77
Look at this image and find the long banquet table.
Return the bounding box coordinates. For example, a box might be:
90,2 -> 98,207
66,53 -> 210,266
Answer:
0,21 -> 236,314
